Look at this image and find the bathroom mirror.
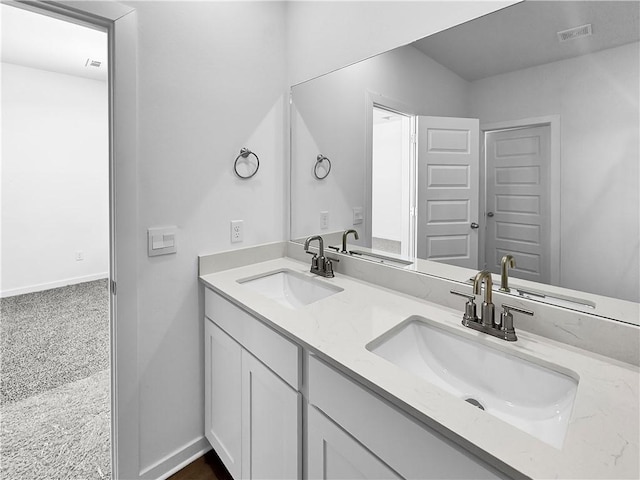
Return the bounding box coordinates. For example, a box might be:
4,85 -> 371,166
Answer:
290,1 -> 640,314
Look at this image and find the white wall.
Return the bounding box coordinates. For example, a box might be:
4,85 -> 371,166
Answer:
0,62 -> 109,296
469,42 -> 640,302
291,44 -> 470,242
130,2 -> 287,477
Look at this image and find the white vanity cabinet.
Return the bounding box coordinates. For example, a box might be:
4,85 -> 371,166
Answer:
308,405 -> 403,479
204,289 -> 301,480
308,356 -> 510,480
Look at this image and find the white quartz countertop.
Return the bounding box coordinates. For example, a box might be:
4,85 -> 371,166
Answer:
200,257 -> 639,479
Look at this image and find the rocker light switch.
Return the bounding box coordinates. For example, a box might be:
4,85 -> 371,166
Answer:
148,227 -> 177,256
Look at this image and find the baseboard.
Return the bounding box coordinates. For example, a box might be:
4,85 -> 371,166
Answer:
0,273 -> 109,298
138,436 -> 211,480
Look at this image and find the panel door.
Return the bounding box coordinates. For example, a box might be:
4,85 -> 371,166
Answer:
205,320 -> 242,479
307,406 -> 402,480
417,116 -> 480,268
485,125 -> 550,283
241,350 -> 301,480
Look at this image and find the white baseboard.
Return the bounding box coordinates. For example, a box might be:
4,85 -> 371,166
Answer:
0,272 -> 109,298
138,436 -> 211,480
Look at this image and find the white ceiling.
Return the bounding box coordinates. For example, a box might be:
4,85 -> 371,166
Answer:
412,1 -> 640,82
1,3 -> 108,82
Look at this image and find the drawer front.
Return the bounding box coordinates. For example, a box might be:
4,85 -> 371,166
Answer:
205,288 -> 300,390
308,356 -> 509,480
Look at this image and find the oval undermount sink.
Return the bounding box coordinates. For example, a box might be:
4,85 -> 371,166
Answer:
367,316 -> 578,449
238,269 -> 343,309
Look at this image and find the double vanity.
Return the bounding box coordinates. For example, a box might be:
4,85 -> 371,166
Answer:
199,241 -> 639,480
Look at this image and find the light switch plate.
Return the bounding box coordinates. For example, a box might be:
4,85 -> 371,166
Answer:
353,207 -> 363,225
148,226 -> 177,256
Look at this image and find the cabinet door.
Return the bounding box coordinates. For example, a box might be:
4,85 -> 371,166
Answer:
308,406 -> 402,480
205,320 -> 242,479
241,350 -> 301,480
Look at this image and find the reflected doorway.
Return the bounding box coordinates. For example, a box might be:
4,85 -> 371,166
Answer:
484,125 -> 552,284
371,106 -> 414,257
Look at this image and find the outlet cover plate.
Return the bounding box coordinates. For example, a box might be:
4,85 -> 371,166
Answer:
231,220 -> 244,243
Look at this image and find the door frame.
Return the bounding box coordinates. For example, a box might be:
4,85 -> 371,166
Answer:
365,91 -> 417,257
480,115 -> 561,286
4,1 -> 138,477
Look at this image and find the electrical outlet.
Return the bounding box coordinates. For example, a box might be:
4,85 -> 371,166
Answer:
231,220 -> 244,243
76,251 -> 84,261
320,211 -> 329,230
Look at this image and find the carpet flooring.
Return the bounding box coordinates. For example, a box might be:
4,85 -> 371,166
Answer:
0,279 -> 111,479
0,370 -> 111,480
1,279 -> 110,404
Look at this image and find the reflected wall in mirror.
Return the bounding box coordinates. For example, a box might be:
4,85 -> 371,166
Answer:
291,1 -> 639,304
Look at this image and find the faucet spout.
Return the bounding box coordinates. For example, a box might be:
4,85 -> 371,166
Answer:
304,235 -> 324,258
500,254 -> 516,292
341,229 -> 359,253
472,270 -> 493,304
472,270 -> 494,327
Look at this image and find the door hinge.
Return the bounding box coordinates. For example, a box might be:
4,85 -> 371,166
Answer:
110,280 -> 117,295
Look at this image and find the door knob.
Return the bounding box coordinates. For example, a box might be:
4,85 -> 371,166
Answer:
487,212 -> 494,217
470,222 -> 479,229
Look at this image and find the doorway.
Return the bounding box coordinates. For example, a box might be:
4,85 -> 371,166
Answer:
0,4 -> 111,479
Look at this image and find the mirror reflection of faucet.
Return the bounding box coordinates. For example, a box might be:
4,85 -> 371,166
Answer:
341,229 -> 359,253
500,254 -> 516,292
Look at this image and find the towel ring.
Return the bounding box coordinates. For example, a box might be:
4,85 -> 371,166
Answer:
314,154 -> 331,180
234,148 -> 259,179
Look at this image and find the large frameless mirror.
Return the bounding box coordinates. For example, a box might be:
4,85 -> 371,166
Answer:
290,1 -> 639,320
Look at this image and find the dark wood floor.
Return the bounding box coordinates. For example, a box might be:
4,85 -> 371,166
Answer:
168,449 -> 233,480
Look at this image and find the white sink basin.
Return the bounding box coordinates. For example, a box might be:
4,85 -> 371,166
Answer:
367,316 -> 578,448
238,269 -> 342,309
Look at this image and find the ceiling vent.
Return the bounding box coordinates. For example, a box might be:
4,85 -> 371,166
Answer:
85,58 -> 102,68
557,24 -> 593,42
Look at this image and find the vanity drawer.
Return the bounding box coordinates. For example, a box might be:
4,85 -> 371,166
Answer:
205,287 -> 300,390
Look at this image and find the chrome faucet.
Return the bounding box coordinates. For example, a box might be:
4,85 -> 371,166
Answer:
451,270 -> 534,341
341,229 -> 359,253
304,235 -> 335,278
500,254 -> 516,292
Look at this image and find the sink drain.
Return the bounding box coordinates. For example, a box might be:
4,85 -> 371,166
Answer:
464,397 -> 485,411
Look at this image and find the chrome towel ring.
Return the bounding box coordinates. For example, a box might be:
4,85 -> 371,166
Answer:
314,154 -> 331,180
234,147 -> 260,179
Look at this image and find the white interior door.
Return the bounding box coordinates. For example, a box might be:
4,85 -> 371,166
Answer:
485,125 -> 551,283
416,116 -> 480,268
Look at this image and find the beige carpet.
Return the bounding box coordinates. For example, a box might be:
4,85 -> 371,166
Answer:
0,369 -> 111,480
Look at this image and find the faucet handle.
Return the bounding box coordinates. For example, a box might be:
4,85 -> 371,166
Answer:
499,304 -> 533,342
450,290 -> 478,324
450,290 -> 475,301
501,304 -> 534,317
